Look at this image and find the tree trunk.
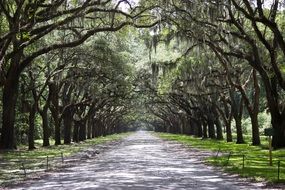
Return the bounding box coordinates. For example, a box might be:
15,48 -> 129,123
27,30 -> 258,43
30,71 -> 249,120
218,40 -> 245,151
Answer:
63,108 -> 73,144
91,124 -> 95,138
225,122 -> 233,142
180,119 -> 184,134
251,69 -> 260,146
92,120 -> 96,138
79,120 -> 86,141
235,117 -> 245,144
28,103 -> 37,150
183,117 -> 190,135
49,83 -> 61,145
207,119 -> 216,139
215,118 -> 223,140
52,112 -> 61,145
212,106 -> 223,140
0,68 -> 20,149
250,112 -> 260,145
219,98 -> 233,142
230,90 -> 244,144
61,83 -> 74,144
87,118 -> 92,139
261,75 -> 285,148
0,43 -> 24,150
202,121 -> 208,138
102,125 -> 107,137
196,120 -> 203,137
189,119 -> 195,135
73,121 -> 79,143
40,106 -> 50,147
272,114 -> 285,149
94,120 -> 100,137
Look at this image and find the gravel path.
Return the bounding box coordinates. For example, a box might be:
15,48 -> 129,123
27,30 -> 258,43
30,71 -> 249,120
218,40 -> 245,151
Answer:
10,131 -> 270,190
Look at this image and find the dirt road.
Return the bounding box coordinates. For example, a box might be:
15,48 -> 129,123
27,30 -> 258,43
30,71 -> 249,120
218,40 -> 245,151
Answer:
11,131 -> 268,190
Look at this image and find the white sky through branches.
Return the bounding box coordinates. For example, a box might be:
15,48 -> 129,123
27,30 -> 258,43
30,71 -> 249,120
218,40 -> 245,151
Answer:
116,0 -> 139,11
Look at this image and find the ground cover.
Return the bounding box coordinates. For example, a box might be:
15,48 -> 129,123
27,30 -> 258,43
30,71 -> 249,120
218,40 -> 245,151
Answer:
157,133 -> 285,183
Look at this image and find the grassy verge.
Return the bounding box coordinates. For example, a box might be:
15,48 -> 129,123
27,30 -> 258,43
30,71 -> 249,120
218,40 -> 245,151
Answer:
0,133 -> 131,185
157,133 -> 285,183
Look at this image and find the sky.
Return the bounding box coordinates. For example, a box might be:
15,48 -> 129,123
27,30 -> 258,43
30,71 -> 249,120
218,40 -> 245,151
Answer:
116,0 -> 140,11
256,0 -> 285,10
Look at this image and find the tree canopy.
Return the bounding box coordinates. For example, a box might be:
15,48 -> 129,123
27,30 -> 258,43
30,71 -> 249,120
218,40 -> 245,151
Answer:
0,0 -> 285,150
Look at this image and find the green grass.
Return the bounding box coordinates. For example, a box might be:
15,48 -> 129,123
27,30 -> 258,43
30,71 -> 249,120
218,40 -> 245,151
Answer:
2,133 -> 131,159
157,133 -> 285,183
0,133 -> 131,185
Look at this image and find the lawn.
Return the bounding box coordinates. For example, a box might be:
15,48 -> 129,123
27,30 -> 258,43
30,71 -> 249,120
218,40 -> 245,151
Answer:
157,133 -> 285,183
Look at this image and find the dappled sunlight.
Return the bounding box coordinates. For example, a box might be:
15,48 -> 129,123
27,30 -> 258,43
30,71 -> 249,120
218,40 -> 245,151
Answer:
9,131 -> 266,190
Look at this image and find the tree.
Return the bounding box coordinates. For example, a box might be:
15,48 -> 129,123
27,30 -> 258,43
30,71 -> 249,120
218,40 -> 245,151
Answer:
0,0 -> 160,149
152,0 -> 285,148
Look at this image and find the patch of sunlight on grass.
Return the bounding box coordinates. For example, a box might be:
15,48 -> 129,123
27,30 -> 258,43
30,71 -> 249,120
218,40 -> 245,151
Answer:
156,132 -> 285,183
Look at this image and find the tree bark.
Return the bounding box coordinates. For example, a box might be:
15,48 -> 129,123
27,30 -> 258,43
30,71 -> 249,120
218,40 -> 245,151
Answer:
73,120 -> 79,143
271,113 -> 285,149
207,117 -> 216,139
40,106 -> 50,147
225,122 -> 233,142
92,119 -> 97,138
94,119 -> 100,137
79,120 -> 86,141
87,118 -> 92,139
230,90 -> 245,144
0,66 -> 21,149
189,119 -> 195,135
49,83 -> 61,145
215,118 -> 223,140
249,112 -> 260,145
202,121 -> 208,138
28,103 -> 37,150
235,117 -> 245,144
63,108 -> 73,144
207,121 -> 216,139
196,120 -> 203,137
51,110 -> 61,145
261,76 -> 285,148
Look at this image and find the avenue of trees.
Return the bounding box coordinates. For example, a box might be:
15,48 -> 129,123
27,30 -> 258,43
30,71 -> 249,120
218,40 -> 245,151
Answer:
0,0 -> 159,149
1,0 -> 285,150
140,0 -> 285,149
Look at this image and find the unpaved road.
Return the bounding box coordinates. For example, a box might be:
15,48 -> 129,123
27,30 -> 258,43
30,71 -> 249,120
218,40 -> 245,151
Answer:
10,131 -> 270,190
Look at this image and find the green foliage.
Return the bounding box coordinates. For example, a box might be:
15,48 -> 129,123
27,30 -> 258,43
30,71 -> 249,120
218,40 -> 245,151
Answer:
239,111 -> 271,135
258,111 -> 272,130
1,0 -> 285,155
157,66 -> 179,94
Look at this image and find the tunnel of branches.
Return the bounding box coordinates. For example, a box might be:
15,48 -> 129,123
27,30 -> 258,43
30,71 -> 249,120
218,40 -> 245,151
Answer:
0,0 -> 285,150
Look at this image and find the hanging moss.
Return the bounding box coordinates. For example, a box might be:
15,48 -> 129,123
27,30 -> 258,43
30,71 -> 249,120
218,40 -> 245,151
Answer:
152,34 -> 159,53
151,62 -> 159,77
